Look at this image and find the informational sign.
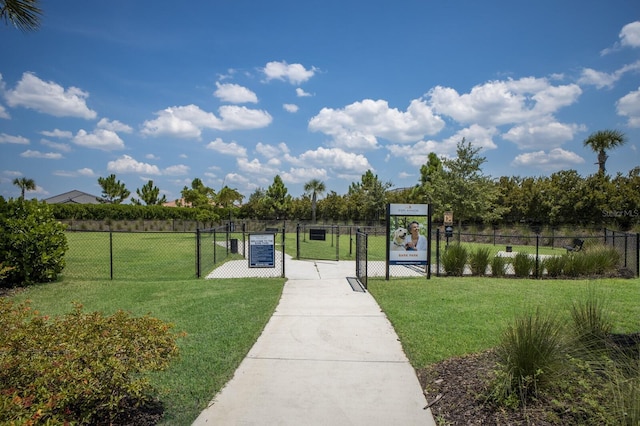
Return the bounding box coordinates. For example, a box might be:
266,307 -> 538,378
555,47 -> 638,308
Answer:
386,203 -> 431,279
249,233 -> 275,268
444,211 -> 453,226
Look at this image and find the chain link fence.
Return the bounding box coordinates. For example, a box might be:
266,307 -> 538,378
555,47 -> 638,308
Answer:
605,228 -> 639,277
356,226 -> 639,281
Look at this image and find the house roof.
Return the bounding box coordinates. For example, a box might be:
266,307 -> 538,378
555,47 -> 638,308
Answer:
44,190 -> 101,204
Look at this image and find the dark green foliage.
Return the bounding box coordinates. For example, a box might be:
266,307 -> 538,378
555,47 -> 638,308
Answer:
441,243 -> 468,276
0,299 -> 181,425
50,203 -> 200,221
513,252 -> 534,277
0,198 -> 68,286
469,247 -> 491,275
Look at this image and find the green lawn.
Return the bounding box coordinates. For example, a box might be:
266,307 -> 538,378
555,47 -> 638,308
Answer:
368,276 -> 640,368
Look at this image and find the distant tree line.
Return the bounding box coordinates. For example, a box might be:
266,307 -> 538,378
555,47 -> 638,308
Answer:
7,132 -> 639,230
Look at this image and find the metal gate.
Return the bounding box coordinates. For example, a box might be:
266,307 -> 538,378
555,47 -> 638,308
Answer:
296,224 -> 340,261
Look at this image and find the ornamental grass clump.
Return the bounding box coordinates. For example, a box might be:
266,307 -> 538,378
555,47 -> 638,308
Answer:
469,247 -> 491,276
542,255 -> 565,277
0,299 -> 182,425
570,286 -> 613,351
513,252 -> 535,277
441,243 -> 468,276
490,255 -> 507,277
490,308 -> 564,407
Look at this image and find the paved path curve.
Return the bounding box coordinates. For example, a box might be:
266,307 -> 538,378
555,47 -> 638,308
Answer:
193,259 -> 436,425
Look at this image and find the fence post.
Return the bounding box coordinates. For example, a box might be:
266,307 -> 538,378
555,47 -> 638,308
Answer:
109,231 -> 113,280
282,227 -> 286,278
535,234 -> 540,279
296,223 -> 300,259
436,228 -> 440,277
335,225 -> 340,261
196,228 -> 201,278
636,233 -> 639,277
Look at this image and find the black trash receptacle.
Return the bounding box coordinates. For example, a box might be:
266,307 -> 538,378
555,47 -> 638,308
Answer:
230,238 -> 238,254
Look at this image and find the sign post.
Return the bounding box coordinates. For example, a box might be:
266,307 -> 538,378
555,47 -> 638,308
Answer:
248,233 -> 275,268
386,203 -> 431,279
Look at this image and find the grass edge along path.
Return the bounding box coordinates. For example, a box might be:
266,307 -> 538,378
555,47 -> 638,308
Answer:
9,277 -> 285,425
368,277 -> 640,368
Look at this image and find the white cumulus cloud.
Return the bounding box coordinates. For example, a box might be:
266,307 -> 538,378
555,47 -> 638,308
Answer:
20,150 -> 63,159
206,137 -> 248,157
97,118 -> 133,133
511,148 -> 585,171
0,133 -> 29,144
617,87 -> 640,127
107,155 -> 161,175
4,72 -> 97,119
263,61 -> 316,85
308,98 -> 444,150
214,82 -> 258,104
141,104 -> 272,138
73,129 -> 125,151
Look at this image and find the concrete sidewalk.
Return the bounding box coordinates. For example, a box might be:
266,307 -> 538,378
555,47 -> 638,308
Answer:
193,259 -> 436,425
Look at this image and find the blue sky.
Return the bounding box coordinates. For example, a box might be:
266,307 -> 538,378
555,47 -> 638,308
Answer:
1,0 -> 639,202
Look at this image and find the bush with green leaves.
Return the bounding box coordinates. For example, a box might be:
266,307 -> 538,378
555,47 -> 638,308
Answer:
0,198 -> 68,286
469,247 -> 491,276
512,252 -> 535,277
490,255 -> 507,277
441,243 -> 468,276
0,299 -> 182,425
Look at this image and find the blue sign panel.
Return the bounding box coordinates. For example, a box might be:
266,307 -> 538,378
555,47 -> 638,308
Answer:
249,234 -> 275,268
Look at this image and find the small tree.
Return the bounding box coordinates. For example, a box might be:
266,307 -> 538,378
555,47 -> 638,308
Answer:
583,129 -> 627,175
265,175 -> 292,219
12,177 -> 36,200
98,174 -> 130,204
131,180 -> 167,206
0,198 -> 68,286
303,179 -> 326,223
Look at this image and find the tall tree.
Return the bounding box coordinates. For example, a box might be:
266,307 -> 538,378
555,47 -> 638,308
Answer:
426,139 -> 506,225
265,175 -> 292,219
180,178 -> 215,208
131,180 -> 167,206
583,129 -> 627,175
303,179 -> 326,223
12,177 -> 35,199
0,0 -> 42,31
347,170 -> 391,222
97,174 -> 130,204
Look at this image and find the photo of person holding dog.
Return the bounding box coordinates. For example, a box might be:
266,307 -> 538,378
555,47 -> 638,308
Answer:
404,221 -> 427,251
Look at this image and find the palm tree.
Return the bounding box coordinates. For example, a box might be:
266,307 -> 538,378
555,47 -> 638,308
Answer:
304,179 -> 326,223
583,130 -> 627,175
0,0 -> 43,31
12,177 -> 36,199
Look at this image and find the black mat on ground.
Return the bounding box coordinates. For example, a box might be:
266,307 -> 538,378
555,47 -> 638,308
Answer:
346,277 -> 365,292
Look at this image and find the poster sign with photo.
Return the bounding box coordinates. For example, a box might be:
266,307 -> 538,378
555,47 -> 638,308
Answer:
249,233 -> 275,268
386,203 -> 431,278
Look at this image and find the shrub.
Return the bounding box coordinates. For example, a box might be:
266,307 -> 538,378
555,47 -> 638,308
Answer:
490,255 -> 507,277
0,199 -> 68,286
543,255 -> 565,277
0,299 -> 182,425
441,243 -> 467,276
490,308 -> 564,406
513,252 -> 534,277
469,247 -> 491,276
